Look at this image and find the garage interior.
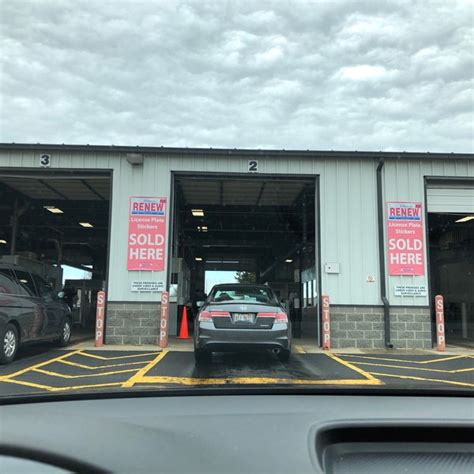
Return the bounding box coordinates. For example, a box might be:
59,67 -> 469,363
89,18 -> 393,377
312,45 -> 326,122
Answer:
428,213 -> 474,347
170,174 -> 318,340
0,171 -> 111,339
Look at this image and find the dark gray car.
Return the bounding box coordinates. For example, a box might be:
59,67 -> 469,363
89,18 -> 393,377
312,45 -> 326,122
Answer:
194,284 -> 291,363
0,264 -> 72,364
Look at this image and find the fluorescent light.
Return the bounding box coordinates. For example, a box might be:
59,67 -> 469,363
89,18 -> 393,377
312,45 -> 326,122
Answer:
192,209 -> 204,217
79,222 -> 93,228
201,226 -> 208,232
195,257 -> 203,261
19,279 -> 28,284
44,206 -> 63,214
0,239 -> 7,244
455,215 -> 474,223
285,259 -> 293,263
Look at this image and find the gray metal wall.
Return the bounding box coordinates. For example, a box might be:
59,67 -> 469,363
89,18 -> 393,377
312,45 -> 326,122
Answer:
1,149 -> 473,308
384,158 -> 474,307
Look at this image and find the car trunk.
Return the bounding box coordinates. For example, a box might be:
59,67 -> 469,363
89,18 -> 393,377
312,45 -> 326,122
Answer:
206,302 -> 280,329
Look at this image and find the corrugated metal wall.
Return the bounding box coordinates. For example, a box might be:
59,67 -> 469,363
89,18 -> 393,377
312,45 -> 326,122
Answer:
1,149 -> 473,307
384,158 -> 474,307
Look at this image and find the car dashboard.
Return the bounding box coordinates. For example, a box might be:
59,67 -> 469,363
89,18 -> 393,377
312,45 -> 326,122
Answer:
0,391 -> 473,473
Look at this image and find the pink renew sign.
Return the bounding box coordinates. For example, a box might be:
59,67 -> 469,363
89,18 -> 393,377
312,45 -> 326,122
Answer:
387,201 -> 425,276
127,196 -> 167,271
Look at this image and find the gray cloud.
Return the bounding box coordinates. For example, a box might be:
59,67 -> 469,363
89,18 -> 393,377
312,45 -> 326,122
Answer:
0,0 -> 473,152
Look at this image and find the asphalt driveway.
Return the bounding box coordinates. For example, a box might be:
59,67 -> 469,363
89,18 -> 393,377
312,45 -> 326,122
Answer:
0,345 -> 472,396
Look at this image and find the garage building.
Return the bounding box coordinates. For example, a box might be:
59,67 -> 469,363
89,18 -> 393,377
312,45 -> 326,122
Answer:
1,144 -> 473,350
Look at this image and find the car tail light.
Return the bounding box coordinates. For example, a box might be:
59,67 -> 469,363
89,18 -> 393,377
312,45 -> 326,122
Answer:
275,312 -> 288,322
257,312 -> 288,322
198,310 -> 230,321
198,311 -> 212,321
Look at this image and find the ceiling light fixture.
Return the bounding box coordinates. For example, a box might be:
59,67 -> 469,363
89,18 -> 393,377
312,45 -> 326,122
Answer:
44,206 -> 64,214
195,257 -> 203,261
0,239 -> 7,244
79,222 -> 94,228
455,215 -> 474,223
192,209 -> 204,217
285,259 -> 293,263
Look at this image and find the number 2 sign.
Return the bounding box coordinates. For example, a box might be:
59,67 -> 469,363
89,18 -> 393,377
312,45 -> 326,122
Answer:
248,160 -> 258,172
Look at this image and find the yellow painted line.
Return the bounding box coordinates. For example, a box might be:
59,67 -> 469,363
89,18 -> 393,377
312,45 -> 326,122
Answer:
294,345 -> 306,354
136,375 -> 382,386
350,361 -> 474,374
0,350 -> 81,382
77,351 -> 160,360
33,367 -> 140,379
2,378 -> 58,391
47,382 -> 125,392
325,352 -> 381,382
370,372 -> 474,389
2,377 -> 127,392
58,359 -> 150,370
122,350 -> 169,388
342,354 -> 471,365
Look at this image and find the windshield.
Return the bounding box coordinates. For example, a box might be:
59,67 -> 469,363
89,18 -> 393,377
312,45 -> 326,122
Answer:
0,0 -> 472,402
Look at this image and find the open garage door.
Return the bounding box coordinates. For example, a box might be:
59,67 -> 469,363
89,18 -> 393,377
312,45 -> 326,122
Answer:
170,174 -> 318,343
427,181 -> 474,213
426,179 -> 474,348
0,170 -> 111,342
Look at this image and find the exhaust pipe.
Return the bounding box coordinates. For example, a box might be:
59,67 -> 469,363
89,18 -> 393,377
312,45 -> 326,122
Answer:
272,348 -> 281,355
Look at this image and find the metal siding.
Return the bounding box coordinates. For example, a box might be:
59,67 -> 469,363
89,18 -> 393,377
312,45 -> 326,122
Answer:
169,155 -> 380,306
384,159 -> 474,307
1,150 -> 473,306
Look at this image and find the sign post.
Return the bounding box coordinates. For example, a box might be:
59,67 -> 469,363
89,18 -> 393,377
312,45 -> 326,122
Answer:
321,295 -> 330,350
435,295 -> 445,352
95,290 -> 106,347
159,291 -> 169,348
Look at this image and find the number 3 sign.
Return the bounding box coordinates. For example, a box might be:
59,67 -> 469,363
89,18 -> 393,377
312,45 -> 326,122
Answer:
39,154 -> 51,167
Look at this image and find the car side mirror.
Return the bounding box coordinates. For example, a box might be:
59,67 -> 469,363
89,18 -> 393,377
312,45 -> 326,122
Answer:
196,301 -> 204,308
57,291 -> 65,299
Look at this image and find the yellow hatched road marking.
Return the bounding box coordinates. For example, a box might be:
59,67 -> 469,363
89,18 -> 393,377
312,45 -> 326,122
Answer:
0,350 -> 82,381
349,361 -> 474,374
369,372 -> 474,389
122,350 -> 169,388
136,375 -> 382,386
58,359 -> 150,370
342,354 -> 471,365
325,352 -> 380,382
77,351 -> 160,360
33,367 -> 140,379
2,378 -> 57,391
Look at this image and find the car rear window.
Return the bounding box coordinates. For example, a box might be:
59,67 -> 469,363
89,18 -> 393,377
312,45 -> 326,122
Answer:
0,269 -> 17,294
210,287 -> 276,304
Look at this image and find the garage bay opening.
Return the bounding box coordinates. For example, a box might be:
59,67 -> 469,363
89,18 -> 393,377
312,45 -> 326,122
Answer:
0,170 -> 112,344
427,179 -> 474,348
170,174 -> 318,343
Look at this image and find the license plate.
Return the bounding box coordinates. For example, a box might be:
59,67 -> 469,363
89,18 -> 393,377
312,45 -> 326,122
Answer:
233,313 -> 254,323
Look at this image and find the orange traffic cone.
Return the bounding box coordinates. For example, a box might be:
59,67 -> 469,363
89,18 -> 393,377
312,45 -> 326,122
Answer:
177,306 -> 190,339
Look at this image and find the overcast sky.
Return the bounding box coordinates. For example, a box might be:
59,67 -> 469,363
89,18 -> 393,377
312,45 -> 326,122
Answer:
1,0 -> 472,152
